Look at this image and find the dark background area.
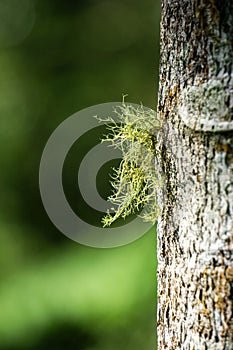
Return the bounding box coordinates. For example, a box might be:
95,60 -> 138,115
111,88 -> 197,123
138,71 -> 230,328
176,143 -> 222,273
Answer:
0,0 -> 161,349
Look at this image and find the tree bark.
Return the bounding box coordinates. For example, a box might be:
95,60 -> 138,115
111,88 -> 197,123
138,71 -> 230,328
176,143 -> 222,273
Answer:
157,1 -> 233,349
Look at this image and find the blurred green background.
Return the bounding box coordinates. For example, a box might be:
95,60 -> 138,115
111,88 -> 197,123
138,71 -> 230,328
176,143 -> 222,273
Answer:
0,0 -> 161,349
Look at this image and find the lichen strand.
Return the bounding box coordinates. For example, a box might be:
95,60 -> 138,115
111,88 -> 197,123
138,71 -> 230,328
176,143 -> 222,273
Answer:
157,1 -> 233,349
97,103 -> 161,227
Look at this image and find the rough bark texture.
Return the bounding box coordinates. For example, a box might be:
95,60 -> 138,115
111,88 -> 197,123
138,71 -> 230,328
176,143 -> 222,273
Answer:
157,1 -> 233,349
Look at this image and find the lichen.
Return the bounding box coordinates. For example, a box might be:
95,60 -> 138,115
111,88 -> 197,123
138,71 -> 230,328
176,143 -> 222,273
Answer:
96,101 -> 162,227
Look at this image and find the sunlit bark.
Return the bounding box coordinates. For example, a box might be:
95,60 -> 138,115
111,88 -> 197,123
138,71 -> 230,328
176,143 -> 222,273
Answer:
157,1 -> 233,348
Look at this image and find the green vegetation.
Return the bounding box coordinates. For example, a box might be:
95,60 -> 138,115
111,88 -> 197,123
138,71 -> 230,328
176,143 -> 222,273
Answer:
98,102 -> 161,226
0,0 -> 161,349
0,224 -> 156,350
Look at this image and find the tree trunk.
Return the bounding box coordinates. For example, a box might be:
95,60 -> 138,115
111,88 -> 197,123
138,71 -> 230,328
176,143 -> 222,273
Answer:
157,1 -> 233,349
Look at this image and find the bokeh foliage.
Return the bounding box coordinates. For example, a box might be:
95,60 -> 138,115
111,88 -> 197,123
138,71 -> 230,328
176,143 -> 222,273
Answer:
0,0 -> 161,349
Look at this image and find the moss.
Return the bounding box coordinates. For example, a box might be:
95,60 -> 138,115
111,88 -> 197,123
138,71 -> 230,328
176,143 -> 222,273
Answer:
96,100 -> 162,227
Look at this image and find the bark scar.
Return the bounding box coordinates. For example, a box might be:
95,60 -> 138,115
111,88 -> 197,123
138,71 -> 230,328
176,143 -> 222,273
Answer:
178,78 -> 233,133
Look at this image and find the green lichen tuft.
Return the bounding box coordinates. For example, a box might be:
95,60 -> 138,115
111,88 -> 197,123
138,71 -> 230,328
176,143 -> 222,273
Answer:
97,101 -> 162,227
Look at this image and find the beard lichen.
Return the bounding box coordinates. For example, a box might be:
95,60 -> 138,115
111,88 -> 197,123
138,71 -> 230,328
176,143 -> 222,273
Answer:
96,101 -> 162,227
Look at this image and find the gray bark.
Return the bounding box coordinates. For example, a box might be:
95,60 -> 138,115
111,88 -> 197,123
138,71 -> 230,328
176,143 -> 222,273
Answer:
157,1 -> 233,349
